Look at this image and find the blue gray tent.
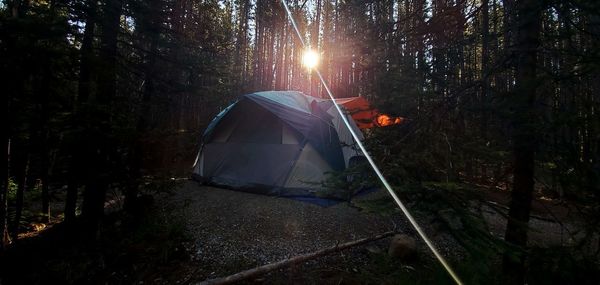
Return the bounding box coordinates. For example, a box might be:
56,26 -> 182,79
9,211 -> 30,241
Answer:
192,91 -> 364,199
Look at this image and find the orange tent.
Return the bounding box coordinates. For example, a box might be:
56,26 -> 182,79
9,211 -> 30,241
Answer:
334,97 -> 404,129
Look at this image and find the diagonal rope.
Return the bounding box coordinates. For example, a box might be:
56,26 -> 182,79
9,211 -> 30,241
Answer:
280,1 -> 464,284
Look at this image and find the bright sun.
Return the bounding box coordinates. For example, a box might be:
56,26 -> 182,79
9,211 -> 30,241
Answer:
302,49 -> 319,69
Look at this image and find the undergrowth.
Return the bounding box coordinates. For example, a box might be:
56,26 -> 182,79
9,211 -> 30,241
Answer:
0,179 -> 190,284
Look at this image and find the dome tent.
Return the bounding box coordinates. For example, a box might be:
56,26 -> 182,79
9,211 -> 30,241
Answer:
192,91 -> 364,199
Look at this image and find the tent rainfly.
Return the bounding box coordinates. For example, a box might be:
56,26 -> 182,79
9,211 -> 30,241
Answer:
192,91 -> 365,199
334,96 -> 404,129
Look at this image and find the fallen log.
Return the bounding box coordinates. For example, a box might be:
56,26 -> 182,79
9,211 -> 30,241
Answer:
196,230 -> 397,285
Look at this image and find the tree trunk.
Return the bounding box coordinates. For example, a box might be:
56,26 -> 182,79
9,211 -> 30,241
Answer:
1,4 -> 23,247
40,133 -> 50,223
38,68 -> 52,224
235,0 -> 250,94
481,0 -> 490,138
81,0 -> 123,236
502,0 -> 542,283
126,0 -> 163,213
0,139 -> 10,250
10,140 -> 28,239
310,0 -> 321,97
66,0 -> 97,224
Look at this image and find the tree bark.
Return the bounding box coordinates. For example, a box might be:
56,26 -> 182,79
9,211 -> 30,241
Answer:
481,0 -> 490,138
125,0 -> 163,213
40,131 -> 50,223
234,0 -> 251,94
0,139 -> 11,250
10,140 -> 28,239
502,0 -> 542,283
310,0 -> 321,97
81,0 -> 123,236
66,0 -> 97,224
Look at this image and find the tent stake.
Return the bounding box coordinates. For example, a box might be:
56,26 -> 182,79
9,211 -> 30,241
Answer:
195,231 -> 397,285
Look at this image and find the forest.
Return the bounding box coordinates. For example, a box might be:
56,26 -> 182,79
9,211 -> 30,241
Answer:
0,0 -> 599,284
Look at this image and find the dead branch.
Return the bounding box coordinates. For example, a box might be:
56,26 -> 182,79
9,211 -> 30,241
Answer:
196,230 -> 397,285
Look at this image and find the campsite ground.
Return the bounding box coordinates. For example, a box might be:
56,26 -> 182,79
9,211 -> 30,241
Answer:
153,180 -> 584,284
0,179 -> 588,284
152,180 -> 458,284
168,181 -> 409,282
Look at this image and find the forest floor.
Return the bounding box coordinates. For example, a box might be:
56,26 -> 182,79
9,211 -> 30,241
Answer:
152,180 -> 585,284
0,179 -> 592,284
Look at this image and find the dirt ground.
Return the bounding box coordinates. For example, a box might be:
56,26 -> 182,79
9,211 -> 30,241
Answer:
156,181 -> 585,284
163,181 -> 409,283
7,179 -> 589,284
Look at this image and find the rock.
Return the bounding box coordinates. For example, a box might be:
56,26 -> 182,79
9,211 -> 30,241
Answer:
388,234 -> 417,261
438,209 -> 463,230
365,245 -> 382,254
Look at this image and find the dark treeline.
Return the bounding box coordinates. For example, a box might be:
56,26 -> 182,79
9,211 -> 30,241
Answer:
1,0 -> 599,284
1,0 -> 236,242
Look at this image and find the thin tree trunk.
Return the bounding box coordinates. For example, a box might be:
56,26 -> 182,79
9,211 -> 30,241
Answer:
235,0 -> 250,94
38,69 -> 52,223
40,131 -> 50,223
10,141 -> 28,239
310,0 -> 321,97
481,0 -> 490,138
0,139 -> 11,249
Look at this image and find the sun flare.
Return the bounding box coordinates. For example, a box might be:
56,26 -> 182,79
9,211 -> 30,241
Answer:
302,49 -> 319,69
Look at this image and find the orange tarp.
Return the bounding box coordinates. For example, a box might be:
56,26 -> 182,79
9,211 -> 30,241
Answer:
334,97 -> 404,129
